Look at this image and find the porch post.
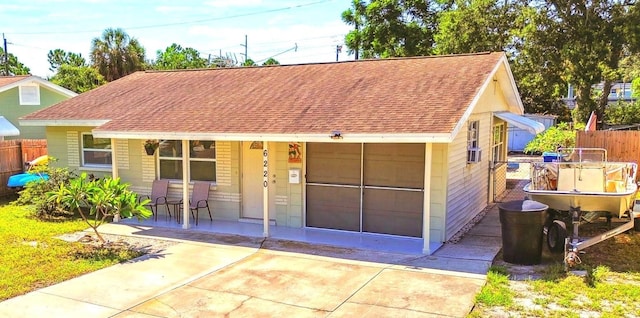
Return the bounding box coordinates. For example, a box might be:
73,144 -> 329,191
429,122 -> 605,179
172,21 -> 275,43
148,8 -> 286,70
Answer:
182,139 -> 190,229
422,143 -> 433,254
110,138 -> 120,222
262,141 -> 269,237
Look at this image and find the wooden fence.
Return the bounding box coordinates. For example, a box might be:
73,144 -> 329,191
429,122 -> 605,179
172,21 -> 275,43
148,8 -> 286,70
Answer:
576,131 -> 640,164
0,139 -> 47,196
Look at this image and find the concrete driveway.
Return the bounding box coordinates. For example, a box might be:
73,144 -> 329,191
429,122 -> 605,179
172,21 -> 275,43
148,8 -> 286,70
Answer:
0,226 -> 488,318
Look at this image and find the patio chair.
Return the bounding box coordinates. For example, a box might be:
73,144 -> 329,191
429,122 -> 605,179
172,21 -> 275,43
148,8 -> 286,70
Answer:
141,179 -> 169,221
181,181 -> 212,226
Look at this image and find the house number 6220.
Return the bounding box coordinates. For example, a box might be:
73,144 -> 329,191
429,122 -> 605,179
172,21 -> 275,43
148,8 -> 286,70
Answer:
263,149 -> 268,188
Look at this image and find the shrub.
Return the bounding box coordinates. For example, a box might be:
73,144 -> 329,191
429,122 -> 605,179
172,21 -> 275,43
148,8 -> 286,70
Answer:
13,165 -> 76,220
603,100 -> 640,126
524,122 -> 585,154
47,173 -> 152,243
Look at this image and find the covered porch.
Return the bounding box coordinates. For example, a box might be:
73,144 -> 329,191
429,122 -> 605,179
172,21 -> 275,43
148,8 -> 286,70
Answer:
119,216 -> 427,255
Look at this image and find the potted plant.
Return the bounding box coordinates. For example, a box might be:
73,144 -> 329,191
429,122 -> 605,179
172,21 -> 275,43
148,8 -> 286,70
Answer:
144,140 -> 159,155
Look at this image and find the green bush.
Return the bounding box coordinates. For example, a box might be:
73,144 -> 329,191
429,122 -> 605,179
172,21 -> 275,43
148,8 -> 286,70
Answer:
13,165 -> 76,220
524,122 -> 585,154
47,173 -> 152,243
603,100 -> 640,126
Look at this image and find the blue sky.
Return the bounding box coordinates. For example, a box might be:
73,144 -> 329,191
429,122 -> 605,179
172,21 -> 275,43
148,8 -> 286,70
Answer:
1,0 -> 353,78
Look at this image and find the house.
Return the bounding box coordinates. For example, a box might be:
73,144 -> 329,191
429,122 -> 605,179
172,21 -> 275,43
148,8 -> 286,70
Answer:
0,75 -> 77,139
564,82 -> 636,109
20,52 -> 544,254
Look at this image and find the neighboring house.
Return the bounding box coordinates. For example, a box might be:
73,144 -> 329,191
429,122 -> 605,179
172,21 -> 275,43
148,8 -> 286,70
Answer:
564,82 -> 636,109
0,75 -> 77,139
20,52 -> 544,254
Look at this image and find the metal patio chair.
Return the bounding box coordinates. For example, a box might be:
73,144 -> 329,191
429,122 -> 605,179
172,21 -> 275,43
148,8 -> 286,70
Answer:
181,181 -> 212,226
141,179 -> 169,221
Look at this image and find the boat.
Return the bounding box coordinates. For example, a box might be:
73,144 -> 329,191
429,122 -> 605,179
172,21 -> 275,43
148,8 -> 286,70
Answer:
523,148 -> 640,268
7,172 -> 49,187
6,155 -> 50,188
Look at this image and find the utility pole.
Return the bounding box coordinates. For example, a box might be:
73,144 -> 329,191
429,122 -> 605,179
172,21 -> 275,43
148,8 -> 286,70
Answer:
336,45 -> 342,62
240,35 -> 248,63
3,33 -> 8,76
354,23 -> 359,60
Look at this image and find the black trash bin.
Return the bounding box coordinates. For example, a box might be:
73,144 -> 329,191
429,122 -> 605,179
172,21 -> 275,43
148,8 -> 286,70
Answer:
499,200 -> 548,265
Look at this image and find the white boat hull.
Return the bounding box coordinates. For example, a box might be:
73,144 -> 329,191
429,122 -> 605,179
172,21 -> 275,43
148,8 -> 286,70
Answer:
523,183 -> 637,217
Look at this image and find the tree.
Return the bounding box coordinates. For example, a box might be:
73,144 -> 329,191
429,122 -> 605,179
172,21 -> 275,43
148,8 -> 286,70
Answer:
50,64 -> 106,93
341,0 -> 441,58
47,49 -> 86,72
0,47 -> 30,76
48,173 -> 152,244
90,28 -> 146,81
434,0 -> 516,55
242,59 -> 257,66
153,43 -> 208,70
262,58 -> 280,66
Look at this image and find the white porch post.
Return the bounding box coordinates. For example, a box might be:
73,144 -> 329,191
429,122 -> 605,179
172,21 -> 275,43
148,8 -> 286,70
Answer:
422,143 -> 433,254
182,139 -> 190,229
110,138 -> 120,222
262,141 -> 269,237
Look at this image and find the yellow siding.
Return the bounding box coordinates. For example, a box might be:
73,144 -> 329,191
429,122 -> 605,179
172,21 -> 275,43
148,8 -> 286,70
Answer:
444,76 -> 511,240
274,142 -> 304,227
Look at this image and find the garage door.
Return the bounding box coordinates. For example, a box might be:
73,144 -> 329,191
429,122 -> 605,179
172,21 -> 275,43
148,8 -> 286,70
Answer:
306,143 -> 361,231
306,143 -> 425,237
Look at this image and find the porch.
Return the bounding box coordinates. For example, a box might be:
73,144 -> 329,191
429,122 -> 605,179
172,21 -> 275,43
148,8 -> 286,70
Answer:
120,215 -> 429,255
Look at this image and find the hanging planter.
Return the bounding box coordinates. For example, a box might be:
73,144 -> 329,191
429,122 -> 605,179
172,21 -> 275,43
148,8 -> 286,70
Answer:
144,140 -> 159,156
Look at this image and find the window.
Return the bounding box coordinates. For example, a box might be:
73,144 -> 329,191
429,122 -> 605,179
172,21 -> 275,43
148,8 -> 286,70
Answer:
159,140 -> 216,182
19,84 -> 40,105
492,123 -> 505,162
82,133 -> 112,166
467,120 -> 481,163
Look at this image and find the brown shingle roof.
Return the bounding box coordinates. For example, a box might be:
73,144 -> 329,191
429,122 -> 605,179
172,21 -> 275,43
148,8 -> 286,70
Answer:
23,52 -> 504,135
0,75 -> 30,88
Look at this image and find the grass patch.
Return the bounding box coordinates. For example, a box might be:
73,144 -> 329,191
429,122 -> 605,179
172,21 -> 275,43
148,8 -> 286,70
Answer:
474,266 -> 513,307
0,202 -> 142,301
471,226 -> 640,317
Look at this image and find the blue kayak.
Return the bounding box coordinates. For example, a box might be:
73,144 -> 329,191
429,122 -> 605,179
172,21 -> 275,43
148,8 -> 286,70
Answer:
7,172 -> 49,188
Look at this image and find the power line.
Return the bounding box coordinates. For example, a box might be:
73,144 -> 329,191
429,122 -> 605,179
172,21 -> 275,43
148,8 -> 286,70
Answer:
7,0 -> 335,36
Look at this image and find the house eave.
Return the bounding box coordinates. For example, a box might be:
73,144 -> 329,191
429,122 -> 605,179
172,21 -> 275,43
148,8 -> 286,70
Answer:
91,131 -> 454,143
19,119 -> 110,127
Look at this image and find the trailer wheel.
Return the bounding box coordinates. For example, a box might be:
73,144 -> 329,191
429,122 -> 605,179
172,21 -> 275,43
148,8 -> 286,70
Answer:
547,220 -> 567,253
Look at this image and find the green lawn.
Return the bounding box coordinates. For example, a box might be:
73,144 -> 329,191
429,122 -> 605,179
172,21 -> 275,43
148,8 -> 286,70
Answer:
0,199 -> 142,301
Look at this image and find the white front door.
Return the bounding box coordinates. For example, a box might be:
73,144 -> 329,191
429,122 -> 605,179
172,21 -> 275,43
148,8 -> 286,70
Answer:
242,141 -> 274,219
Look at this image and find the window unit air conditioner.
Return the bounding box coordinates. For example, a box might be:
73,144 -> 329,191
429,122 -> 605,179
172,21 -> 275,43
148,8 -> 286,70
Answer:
467,148 -> 482,163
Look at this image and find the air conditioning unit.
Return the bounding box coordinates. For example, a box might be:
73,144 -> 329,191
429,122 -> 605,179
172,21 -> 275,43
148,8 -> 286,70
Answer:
467,148 -> 482,163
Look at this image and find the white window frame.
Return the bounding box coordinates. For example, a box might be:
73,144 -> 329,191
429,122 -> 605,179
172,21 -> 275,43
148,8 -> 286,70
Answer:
492,123 -> 505,162
81,133 -> 112,168
158,140 -> 217,182
467,120 -> 481,164
19,84 -> 40,105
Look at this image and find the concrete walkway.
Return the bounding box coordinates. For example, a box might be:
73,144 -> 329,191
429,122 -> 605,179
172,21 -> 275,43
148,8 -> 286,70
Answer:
0,181 -> 527,317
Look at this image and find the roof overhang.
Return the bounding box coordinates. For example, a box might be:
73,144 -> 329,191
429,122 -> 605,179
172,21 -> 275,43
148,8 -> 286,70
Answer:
91,130 -> 455,143
494,111 -> 545,134
19,119 -> 110,127
0,76 -> 77,97
0,116 -> 20,137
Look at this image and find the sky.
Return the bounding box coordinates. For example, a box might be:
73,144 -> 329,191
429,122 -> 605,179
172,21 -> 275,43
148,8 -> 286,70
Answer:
1,0 -> 354,78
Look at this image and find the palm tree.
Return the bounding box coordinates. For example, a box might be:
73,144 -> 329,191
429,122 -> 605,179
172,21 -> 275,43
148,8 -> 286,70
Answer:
90,28 -> 146,81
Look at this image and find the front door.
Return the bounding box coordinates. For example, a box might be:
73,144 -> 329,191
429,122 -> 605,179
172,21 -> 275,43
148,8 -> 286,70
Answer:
242,141 -> 274,220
